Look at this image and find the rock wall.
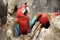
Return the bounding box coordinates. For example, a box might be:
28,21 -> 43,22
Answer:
7,0 -> 60,19
37,15 -> 60,40
0,0 -> 7,26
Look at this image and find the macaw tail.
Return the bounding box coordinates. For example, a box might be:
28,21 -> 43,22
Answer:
30,15 -> 38,29
15,24 -> 20,36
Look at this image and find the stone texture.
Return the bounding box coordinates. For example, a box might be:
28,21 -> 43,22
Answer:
37,15 -> 60,40
0,0 -> 60,40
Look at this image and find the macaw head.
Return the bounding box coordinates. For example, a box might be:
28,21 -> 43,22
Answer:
21,2 -> 30,15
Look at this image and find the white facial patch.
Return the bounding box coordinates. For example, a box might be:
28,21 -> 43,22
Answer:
22,7 -> 25,13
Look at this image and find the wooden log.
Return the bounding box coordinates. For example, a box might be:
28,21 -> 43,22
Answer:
31,24 -> 42,40
30,21 -> 40,37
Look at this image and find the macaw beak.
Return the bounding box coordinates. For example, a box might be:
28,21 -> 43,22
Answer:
26,7 -> 30,13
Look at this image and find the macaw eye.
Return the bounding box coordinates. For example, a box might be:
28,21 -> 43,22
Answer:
22,7 -> 30,14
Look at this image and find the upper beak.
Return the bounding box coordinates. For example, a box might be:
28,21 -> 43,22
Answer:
26,7 -> 30,13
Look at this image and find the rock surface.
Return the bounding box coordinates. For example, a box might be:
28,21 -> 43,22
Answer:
36,15 -> 60,40
5,15 -> 60,40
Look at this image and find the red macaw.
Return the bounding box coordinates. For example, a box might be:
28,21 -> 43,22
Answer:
37,12 -> 50,28
15,3 -> 30,35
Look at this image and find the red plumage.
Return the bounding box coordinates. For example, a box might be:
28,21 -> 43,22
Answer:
38,13 -> 49,25
16,4 -> 30,35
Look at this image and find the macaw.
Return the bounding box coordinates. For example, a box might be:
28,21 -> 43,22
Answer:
37,13 -> 50,28
31,12 -> 50,29
15,3 -> 30,35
